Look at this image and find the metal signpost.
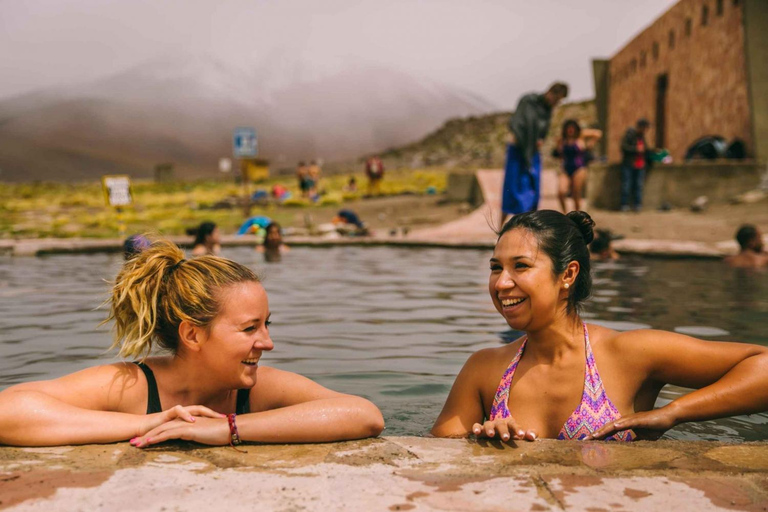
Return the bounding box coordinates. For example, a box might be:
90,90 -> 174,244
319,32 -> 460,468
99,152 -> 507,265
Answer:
233,127 -> 258,158
101,175 -> 133,236
234,128 -> 258,216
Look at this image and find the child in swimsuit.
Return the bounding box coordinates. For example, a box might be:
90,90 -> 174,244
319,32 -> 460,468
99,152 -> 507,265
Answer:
0,238 -> 383,447
432,210 -> 768,441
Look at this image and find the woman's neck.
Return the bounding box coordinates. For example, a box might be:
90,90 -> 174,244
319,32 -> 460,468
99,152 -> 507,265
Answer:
524,314 -> 583,364
153,354 -> 233,407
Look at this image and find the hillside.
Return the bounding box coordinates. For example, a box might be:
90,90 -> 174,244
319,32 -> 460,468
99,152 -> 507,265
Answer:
379,98 -> 597,170
0,56 -> 494,183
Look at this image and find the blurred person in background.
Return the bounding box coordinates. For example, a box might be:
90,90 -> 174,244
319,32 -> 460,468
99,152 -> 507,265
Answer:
725,224 -> 768,269
297,162 -> 310,198
619,119 -> 652,212
589,229 -> 620,261
552,119 -> 602,213
308,160 -> 322,199
123,234 -> 151,260
189,221 -> 221,256
257,222 -> 290,263
365,156 -> 385,197
500,82 -> 569,229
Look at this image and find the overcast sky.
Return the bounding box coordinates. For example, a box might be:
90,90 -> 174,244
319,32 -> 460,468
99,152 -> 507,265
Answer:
0,0 -> 678,109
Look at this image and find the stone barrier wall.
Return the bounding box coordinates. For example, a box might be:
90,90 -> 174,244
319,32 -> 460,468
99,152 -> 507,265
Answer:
587,161 -> 764,210
445,170 -> 484,207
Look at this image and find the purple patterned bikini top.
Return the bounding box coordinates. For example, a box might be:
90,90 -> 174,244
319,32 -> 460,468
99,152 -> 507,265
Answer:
489,323 -> 635,441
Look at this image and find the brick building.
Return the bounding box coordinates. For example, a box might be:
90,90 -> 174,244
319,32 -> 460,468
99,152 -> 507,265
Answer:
592,0 -> 768,164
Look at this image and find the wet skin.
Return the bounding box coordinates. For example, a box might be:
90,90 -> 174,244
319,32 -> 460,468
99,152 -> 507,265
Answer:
432,227 -> 768,441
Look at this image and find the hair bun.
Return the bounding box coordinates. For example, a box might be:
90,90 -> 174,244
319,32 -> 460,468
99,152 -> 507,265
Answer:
566,211 -> 595,245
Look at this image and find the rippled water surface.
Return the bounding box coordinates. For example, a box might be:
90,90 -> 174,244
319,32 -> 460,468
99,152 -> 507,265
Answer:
1,247 -> 767,441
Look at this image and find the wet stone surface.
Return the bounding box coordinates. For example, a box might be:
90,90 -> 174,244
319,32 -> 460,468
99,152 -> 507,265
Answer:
2,438 -> 768,511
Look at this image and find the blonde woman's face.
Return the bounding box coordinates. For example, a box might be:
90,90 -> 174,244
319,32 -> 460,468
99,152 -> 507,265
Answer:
200,281 -> 273,389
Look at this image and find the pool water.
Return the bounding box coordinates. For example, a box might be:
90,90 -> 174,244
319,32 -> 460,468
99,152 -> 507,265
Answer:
1,246 -> 767,441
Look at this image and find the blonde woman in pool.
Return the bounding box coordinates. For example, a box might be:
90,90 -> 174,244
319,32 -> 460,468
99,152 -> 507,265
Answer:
0,239 -> 383,447
432,210 -> 768,441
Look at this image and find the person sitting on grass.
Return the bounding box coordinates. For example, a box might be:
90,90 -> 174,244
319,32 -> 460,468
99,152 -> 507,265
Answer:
0,239 -> 384,447
432,210 -> 768,441
724,224 -> 768,269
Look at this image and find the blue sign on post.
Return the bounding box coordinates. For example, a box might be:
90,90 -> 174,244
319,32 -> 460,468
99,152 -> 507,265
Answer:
233,127 -> 258,158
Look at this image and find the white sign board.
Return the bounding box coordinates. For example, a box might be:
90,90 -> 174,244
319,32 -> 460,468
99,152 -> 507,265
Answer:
233,127 -> 258,158
102,175 -> 133,207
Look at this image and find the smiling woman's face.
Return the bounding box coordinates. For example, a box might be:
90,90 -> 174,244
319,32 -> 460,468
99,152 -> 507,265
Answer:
489,228 -> 563,331
199,281 -> 274,389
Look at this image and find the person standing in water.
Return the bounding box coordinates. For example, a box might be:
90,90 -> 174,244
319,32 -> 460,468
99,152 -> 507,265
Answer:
0,239 -> 384,447
189,221 -> 221,256
433,210 -> 768,441
724,224 -> 768,269
500,82 -> 569,229
257,222 -> 290,263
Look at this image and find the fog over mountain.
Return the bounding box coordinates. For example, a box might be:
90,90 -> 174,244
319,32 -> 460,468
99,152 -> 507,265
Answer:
0,54 -> 494,182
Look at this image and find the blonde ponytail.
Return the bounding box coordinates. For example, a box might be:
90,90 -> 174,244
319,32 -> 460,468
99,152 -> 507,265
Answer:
105,237 -> 259,360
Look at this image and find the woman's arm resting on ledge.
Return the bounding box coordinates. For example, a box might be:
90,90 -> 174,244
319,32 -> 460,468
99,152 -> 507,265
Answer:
591,331 -> 768,439
132,367 -> 384,446
0,364 -> 223,446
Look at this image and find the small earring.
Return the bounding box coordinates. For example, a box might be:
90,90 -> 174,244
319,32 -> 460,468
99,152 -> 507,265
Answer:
564,283 -> 570,289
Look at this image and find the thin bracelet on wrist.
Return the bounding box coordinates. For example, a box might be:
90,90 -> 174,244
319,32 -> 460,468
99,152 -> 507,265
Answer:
227,413 -> 242,446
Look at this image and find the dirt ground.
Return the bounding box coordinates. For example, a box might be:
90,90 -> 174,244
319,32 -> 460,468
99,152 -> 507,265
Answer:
281,194 -> 471,235
293,189 -> 768,246
589,201 -> 768,244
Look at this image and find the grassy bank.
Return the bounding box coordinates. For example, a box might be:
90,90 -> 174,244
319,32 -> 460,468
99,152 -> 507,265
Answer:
0,168 -> 448,239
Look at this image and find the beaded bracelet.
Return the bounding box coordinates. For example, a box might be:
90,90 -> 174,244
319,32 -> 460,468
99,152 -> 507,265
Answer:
227,413 -> 242,447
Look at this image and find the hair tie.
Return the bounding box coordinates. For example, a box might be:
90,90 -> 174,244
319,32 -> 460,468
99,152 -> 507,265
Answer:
168,259 -> 186,273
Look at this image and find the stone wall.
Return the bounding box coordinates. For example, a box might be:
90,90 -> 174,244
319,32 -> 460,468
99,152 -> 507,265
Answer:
606,0 -> 751,164
587,161 -> 764,210
445,170 -> 484,207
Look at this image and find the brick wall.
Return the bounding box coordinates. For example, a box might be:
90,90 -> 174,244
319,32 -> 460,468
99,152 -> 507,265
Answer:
606,0 -> 751,163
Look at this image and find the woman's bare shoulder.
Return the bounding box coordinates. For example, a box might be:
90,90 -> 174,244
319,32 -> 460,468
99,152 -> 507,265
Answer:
4,362 -> 149,411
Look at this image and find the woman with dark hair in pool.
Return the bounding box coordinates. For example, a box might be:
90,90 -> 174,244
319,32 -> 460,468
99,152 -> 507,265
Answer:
552,120 -> 601,213
0,238 -> 383,447
188,221 -> 221,256
432,210 -> 768,441
256,222 -> 290,263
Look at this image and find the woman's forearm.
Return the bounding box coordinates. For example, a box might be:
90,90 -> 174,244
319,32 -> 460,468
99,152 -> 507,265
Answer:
237,396 -> 384,443
0,390 -> 143,446
665,354 -> 768,425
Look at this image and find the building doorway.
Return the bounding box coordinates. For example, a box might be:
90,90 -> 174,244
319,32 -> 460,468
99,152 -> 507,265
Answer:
655,73 -> 668,148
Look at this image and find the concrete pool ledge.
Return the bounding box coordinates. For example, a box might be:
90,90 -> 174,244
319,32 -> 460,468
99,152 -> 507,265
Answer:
2,438 -> 768,511
0,234 -> 734,259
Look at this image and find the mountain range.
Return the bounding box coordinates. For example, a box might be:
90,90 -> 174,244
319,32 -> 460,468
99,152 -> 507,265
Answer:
0,55 -> 494,182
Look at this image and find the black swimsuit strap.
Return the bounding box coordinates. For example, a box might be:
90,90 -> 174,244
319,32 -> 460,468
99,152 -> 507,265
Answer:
134,362 -> 250,415
134,362 -> 163,414
236,388 -> 251,415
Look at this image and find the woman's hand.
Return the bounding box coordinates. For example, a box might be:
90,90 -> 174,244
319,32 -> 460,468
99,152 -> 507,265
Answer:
588,407 -> 677,441
135,405 -> 226,438
131,416 -> 230,448
472,418 -> 537,442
